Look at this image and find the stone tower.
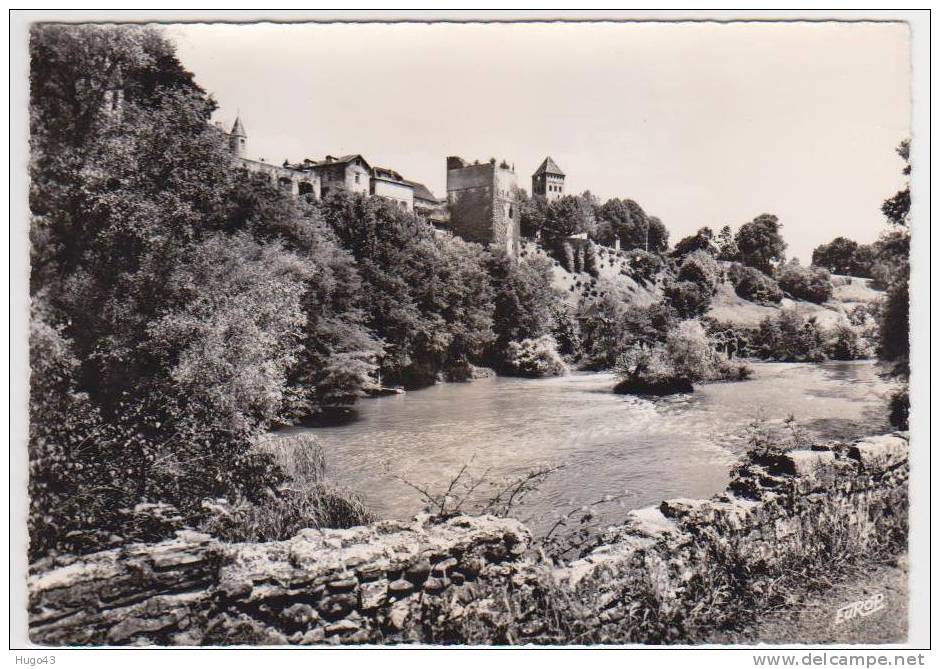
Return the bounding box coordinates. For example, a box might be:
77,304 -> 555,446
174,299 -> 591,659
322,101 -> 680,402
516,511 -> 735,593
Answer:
446,156 -> 520,259
532,156 -> 565,202
229,116 -> 247,158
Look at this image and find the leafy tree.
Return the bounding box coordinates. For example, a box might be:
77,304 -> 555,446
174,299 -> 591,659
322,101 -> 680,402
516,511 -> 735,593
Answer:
735,214 -> 787,275
776,260 -> 833,304
27,25 -> 373,555
486,252 -> 559,366
664,280 -> 713,318
876,140 -> 911,367
577,295 -> 677,369
811,237 -> 860,275
716,225 -> 740,261
677,250 -> 721,293
542,195 -> 596,240
754,310 -> 827,362
593,198 -> 668,253
881,140 -> 911,227
727,263 -> 783,304
319,192 -> 495,387
671,227 -> 716,259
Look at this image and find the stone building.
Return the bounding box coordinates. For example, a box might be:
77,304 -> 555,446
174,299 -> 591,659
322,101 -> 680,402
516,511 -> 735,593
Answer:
532,156 -> 565,202
371,166 -> 414,212
304,155 -> 369,198
445,156 -> 520,258
217,115 -> 449,222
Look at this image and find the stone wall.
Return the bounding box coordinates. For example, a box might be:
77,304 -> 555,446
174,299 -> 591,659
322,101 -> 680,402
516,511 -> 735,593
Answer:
27,432 -> 909,646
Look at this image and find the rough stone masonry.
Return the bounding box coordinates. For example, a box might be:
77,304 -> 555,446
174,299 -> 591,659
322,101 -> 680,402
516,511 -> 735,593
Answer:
27,432 -> 909,645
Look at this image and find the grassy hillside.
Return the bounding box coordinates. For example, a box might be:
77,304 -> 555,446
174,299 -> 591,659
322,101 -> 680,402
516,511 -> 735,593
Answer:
519,239 -> 663,309
707,274 -> 884,328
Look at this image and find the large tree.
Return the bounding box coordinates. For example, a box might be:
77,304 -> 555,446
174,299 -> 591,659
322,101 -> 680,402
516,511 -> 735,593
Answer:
877,140 -> 911,365
735,214 -> 787,275
594,198 -> 668,253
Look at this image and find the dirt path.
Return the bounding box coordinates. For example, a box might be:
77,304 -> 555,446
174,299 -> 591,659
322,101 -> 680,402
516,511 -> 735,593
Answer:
721,555 -> 909,645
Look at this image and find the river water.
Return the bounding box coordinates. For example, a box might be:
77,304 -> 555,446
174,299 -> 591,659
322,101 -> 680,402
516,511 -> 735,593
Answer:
291,361 -> 897,534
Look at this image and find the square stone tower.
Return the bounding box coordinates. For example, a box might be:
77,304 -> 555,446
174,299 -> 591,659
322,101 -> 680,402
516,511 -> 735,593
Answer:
532,156 -> 565,202
446,156 -> 520,259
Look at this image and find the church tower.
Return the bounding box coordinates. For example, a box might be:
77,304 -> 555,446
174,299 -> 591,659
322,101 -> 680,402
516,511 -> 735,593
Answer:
229,116 -> 247,158
532,156 -> 565,202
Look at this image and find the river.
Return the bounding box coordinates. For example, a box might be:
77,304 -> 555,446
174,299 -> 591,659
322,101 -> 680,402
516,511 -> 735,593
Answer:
288,361 -> 897,535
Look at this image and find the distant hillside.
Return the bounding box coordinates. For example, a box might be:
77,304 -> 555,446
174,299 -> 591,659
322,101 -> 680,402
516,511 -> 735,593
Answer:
519,238 -> 885,328
707,274 -> 884,328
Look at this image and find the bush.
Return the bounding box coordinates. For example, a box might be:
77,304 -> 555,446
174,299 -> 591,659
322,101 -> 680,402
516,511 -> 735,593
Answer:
577,296 -> 677,370
776,262 -> 833,304
754,310 -> 827,362
614,344 -> 692,395
727,263 -> 783,304
664,280 -> 712,318
614,322 -> 751,395
666,320 -> 753,382
677,250 -> 721,293
198,434 -> 375,542
504,336 -> 568,378
665,320 -> 718,381
620,249 -> 663,285
826,320 -> 874,361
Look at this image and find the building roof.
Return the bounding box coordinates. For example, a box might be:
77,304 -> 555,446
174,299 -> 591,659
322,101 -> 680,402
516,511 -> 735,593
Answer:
372,166 -> 407,183
230,116 -> 246,137
312,154 -> 372,171
533,156 -> 564,177
403,180 -> 439,203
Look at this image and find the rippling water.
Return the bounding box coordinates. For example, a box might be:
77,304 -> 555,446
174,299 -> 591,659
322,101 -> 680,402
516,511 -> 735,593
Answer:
287,361 -> 896,534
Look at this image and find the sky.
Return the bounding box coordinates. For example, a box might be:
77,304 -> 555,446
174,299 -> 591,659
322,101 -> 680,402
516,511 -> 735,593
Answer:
168,21 -> 910,262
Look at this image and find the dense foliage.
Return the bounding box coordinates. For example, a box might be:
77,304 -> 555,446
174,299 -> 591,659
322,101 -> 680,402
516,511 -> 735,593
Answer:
27,25 -> 563,558
726,263 -> 784,304
752,310 -> 827,362
811,236 -> 874,277
671,227 -> 718,260
734,214 -> 787,275
776,261 -> 833,304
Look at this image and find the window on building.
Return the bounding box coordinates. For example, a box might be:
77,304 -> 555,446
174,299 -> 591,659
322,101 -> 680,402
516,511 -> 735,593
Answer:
355,173 -> 360,184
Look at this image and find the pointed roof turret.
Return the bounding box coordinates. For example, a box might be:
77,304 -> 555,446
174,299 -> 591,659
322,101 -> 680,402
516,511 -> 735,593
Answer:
230,116 -> 246,138
533,156 -> 564,177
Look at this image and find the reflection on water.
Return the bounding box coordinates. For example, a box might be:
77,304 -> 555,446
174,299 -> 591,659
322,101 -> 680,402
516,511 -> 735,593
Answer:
286,361 -> 896,534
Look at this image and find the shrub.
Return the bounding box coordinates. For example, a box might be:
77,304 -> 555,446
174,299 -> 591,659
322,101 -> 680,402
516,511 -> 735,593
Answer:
666,320 -> 754,382
621,249 -> 663,285
677,250 -> 721,293
577,297 -> 677,370
776,262 -> 833,304
504,336 -> 568,378
664,280 -> 712,318
727,263 -> 783,304
198,434 -> 375,542
826,320 -> 873,361
613,344 -> 691,395
665,320 -> 718,381
754,310 -> 827,362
